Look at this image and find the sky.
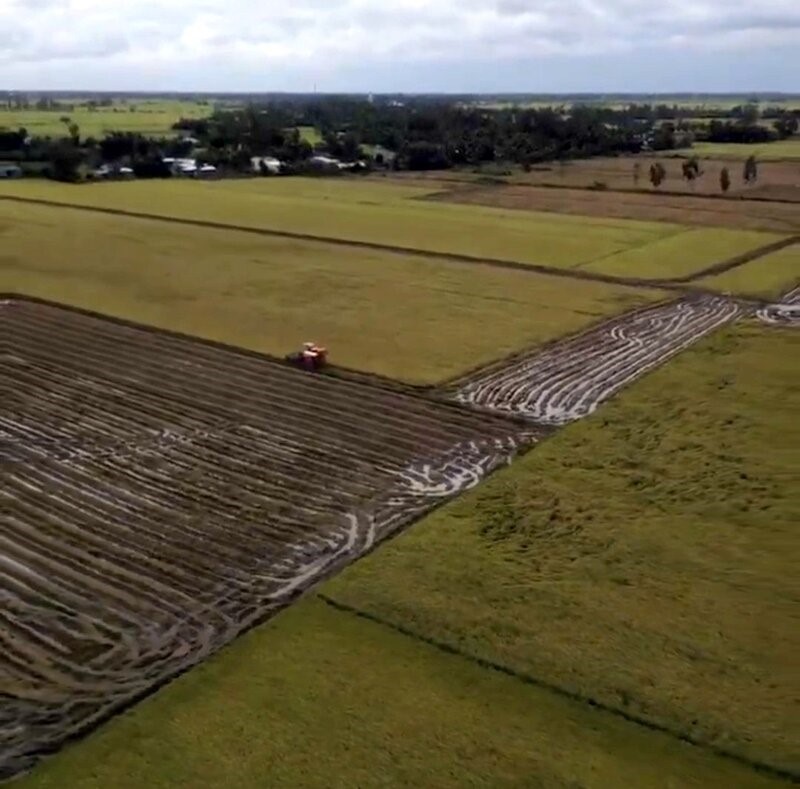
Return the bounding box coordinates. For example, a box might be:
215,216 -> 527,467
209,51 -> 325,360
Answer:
1,0 -> 798,92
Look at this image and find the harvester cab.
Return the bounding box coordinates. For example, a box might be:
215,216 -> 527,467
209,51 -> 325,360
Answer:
286,342 -> 328,372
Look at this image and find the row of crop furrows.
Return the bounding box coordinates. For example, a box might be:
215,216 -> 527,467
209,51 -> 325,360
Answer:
452,295 -> 742,424
2,300 -> 534,780
757,284 -> 800,326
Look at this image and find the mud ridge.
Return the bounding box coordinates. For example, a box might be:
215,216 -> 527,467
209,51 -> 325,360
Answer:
1,297 -> 539,781
756,284 -> 800,327
449,295 -> 743,424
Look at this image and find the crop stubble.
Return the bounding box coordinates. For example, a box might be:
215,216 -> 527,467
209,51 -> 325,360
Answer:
0,299 -> 535,780
757,285 -> 800,326
451,295 -> 743,423
0,286 -> 758,781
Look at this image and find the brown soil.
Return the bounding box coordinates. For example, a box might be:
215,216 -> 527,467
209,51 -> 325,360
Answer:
375,155 -> 800,201
450,295 -> 743,423
3,288 -> 769,781
1,297 -> 534,781
430,183 -> 800,232
514,155 -> 800,197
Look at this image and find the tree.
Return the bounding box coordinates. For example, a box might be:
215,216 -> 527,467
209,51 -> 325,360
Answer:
649,162 -> 666,189
773,116 -> 799,139
633,161 -> 641,187
743,155 -> 758,185
47,143 -> 83,182
681,157 -> 701,188
720,167 -> 731,193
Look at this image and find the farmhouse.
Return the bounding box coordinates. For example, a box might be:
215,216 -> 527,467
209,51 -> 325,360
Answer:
309,154 -> 342,169
251,156 -> 282,174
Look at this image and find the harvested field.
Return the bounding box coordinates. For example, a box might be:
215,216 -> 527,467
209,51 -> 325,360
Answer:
0,298 -> 536,781
452,295 -> 742,423
526,155 -> 800,197
382,154 -> 800,198
432,184 -> 800,232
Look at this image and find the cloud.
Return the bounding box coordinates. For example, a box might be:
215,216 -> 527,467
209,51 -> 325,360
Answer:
0,0 -> 797,88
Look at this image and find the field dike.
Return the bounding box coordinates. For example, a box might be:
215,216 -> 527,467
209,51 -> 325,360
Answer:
2,288 -> 790,782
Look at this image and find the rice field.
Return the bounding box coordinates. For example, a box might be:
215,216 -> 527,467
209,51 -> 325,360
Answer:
1,177 -> 787,279
0,199 -> 658,383
0,100 -> 212,138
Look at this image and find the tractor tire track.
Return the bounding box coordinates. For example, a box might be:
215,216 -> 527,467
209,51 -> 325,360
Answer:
0,298 -> 538,781
450,295 -> 742,424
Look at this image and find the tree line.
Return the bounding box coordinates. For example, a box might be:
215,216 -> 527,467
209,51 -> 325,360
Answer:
0,97 -> 795,181
646,155 -> 758,192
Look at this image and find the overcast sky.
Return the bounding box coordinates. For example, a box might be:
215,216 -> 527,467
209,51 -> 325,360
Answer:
1,0 -> 798,92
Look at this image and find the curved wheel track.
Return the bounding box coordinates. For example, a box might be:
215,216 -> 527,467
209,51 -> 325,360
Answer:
0,287 -> 766,780
451,296 -> 742,424
0,299 -> 537,781
756,285 -> 800,327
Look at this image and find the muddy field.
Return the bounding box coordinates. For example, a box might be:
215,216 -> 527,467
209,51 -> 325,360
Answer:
757,285 -> 800,326
451,295 -> 743,423
1,287 -> 777,781
518,155 -> 800,198
432,184 -> 800,232
0,298 -> 535,780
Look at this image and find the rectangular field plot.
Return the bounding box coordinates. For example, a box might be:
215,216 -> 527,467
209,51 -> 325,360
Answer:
0,298 -> 531,781
1,200 -> 660,384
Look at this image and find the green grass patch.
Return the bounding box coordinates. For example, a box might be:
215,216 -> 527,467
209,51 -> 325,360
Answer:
578,227 -> 785,279
2,177 -> 784,279
296,125 -> 323,145
327,323 -> 799,772
0,200 -> 657,383
16,597 -> 784,789
700,244 -> 799,298
0,100 -> 211,138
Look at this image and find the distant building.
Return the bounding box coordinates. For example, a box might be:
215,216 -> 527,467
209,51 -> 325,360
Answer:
251,156 -> 282,174
0,163 -> 22,178
370,145 -> 396,165
166,158 -> 198,176
308,155 -> 342,170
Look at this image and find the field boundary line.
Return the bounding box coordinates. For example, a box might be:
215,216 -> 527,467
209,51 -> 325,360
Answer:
0,194 -> 681,291
668,235 -> 799,282
429,179 -> 800,206
317,594 -> 799,785
4,194 -> 794,289
1,292 -> 544,431
436,294 -> 682,390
